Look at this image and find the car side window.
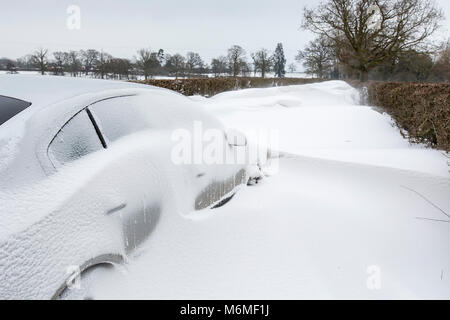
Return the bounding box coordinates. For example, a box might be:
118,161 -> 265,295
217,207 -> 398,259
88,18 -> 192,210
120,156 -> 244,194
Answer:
89,97 -> 149,143
48,110 -> 104,168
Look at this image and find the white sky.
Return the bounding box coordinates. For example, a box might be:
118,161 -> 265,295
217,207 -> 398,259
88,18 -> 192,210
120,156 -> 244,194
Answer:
1,0 -> 449,66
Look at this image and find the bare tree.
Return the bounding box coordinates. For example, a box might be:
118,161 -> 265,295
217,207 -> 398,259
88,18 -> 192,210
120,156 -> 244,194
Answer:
80,49 -> 99,76
136,48 -> 152,80
6,60 -> 17,74
136,48 -> 160,80
95,51 -> 112,79
64,51 -> 81,77
302,0 -> 444,81
185,52 -> 204,77
107,58 -> 132,80
211,56 -> 228,77
227,45 -> 247,77
52,52 -> 66,75
169,54 -> 186,79
296,36 -> 335,79
31,48 -> 48,75
119,58 -> 132,79
241,61 -> 252,77
251,49 -> 273,78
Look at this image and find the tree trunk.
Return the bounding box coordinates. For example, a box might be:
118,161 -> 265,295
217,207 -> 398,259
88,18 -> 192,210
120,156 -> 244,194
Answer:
360,70 -> 369,82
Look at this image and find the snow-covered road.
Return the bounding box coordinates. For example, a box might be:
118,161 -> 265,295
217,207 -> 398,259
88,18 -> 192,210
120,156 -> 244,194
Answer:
72,81 -> 450,299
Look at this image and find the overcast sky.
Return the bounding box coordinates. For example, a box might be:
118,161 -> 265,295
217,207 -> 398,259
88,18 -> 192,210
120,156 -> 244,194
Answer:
1,0 -> 449,66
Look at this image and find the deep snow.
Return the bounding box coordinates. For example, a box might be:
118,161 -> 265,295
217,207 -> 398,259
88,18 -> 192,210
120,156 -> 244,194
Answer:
201,81 -> 449,177
67,81 -> 450,299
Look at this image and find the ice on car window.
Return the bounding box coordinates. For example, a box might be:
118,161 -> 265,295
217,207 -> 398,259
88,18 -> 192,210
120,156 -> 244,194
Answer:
48,110 -> 103,168
0,95 -> 32,126
89,97 -> 150,143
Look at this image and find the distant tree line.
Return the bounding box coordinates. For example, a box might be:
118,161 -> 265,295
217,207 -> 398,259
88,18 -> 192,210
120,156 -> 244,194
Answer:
296,0 -> 450,82
0,43 -> 289,80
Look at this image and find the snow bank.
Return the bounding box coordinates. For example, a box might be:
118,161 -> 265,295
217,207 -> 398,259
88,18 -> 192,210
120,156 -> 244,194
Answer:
204,81 -> 449,177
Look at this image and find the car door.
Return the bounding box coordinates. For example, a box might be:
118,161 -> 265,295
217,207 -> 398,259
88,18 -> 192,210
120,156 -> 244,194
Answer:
86,96 -> 164,253
47,100 -> 161,254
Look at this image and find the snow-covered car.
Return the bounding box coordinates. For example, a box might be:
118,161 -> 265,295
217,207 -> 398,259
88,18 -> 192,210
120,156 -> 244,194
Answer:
0,75 -> 249,299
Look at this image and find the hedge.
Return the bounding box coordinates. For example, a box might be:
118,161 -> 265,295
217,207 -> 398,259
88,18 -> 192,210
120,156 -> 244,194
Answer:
130,77 -> 321,97
351,81 -> 450,152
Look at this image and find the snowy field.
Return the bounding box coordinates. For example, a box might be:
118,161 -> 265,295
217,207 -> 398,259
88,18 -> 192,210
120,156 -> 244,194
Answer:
0,70 -> 311,80
69,81 -> 450,299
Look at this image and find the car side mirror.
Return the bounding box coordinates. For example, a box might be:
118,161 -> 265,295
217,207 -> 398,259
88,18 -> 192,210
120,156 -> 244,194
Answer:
226,129 -> 247,147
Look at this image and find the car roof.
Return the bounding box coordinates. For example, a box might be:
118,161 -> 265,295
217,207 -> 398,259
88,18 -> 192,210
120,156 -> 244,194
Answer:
0,74 -> 153,110
0,76 -> 197,190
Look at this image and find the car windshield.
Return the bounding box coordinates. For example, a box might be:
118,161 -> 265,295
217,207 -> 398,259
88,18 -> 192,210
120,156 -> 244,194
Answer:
0,95 -> 32,126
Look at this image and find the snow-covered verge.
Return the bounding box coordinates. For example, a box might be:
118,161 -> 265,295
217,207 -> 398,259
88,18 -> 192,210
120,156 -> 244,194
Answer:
74,80 -> 449,300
